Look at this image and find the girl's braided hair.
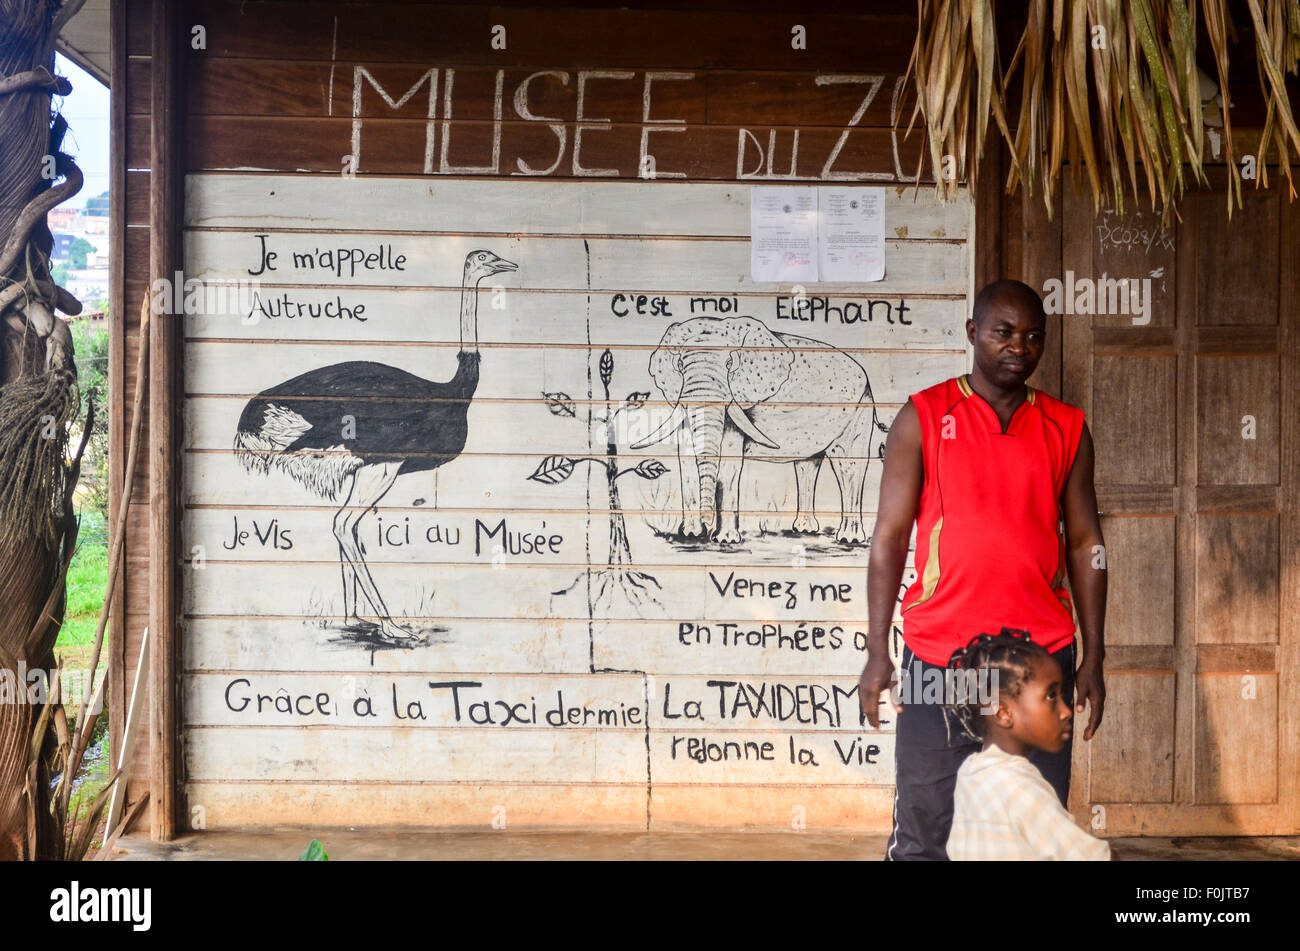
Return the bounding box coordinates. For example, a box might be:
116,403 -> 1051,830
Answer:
945,627 -> 1052,741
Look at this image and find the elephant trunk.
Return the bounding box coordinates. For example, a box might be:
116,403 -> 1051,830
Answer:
685,401 -> 725,534
676,350 -> 730,535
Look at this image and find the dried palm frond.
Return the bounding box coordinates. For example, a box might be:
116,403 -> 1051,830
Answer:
0,368 -> 76,551
1246,0 -> 1300,197
902,0 -> 1300,219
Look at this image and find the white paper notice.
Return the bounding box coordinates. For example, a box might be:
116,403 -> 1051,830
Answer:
750,187 -> 818,283
819,186 -> 886,282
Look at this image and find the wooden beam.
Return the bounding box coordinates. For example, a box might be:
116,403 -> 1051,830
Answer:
1279,189 -> 1300,832
1170,186 -> 1198,809
148,0 -> 183,842
107,0 -> 127,784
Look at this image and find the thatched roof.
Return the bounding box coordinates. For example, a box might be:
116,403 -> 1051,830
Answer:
903,0 -> 1300,219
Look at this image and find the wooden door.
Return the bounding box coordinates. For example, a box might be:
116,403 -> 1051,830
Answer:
1059,176 -> 1299,836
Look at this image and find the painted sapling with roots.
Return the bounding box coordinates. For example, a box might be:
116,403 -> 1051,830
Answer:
531,349 -> 666,612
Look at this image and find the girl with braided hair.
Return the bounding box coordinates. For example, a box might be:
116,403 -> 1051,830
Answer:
944,628 -> 1112,861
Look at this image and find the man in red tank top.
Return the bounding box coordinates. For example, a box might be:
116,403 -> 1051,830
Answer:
858,280 -> 1108,860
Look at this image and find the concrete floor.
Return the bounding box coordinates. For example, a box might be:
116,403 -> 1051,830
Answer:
108,828 -> 1300,861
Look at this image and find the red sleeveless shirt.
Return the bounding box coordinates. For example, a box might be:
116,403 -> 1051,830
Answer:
899,375 -> 1086,665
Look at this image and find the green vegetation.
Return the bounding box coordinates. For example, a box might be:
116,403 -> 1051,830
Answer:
66,236 -> 96,269
298,839 -> 330,861
71,318 -> 110,523
60,509 -> 108,648
50,239 -> 99,288
60,319 -> 112,661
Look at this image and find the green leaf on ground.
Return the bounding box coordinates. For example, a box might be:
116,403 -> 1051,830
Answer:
298,839 -> 329,861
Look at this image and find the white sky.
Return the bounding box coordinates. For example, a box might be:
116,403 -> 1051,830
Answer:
52,52 -> 110,209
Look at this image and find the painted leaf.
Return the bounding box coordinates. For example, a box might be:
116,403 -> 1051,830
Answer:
529,456 -> 576,484
634,459 -> 668,480
543,392 -> 576,417
599,349 -> 614,387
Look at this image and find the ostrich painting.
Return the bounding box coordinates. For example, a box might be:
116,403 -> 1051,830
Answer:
234,249 -> 518,644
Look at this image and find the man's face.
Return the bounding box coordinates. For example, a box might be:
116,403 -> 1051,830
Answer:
966,298 -> 1046,388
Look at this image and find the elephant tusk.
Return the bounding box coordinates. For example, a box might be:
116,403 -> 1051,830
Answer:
630,402 -> 687,448
727,403 -> 780,449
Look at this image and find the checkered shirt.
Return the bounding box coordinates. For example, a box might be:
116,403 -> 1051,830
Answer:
947,744 -> 1111,861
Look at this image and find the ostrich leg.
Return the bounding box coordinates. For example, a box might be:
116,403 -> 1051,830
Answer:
333,471 -> 366,626
336,514 -> 361,625
331,461 -> 419,642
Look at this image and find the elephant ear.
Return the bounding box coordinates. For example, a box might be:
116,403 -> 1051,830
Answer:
647,321 -> 686,400
726,317 -> 794,407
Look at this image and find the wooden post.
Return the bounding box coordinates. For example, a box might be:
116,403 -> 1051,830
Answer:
1280,193 -> 1300,833
107,0 -> 128,827
148,0 -> 184,841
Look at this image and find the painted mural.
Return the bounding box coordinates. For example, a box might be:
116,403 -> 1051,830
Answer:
180,176 -> 971,827
232,250 -> 517,645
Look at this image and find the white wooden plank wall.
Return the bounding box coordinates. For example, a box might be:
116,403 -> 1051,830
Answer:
181,174 -> 973,829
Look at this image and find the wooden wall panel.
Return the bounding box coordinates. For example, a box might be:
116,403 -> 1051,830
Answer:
1194,673 -> 1278,805
185,175 -> 967,236
171,2 -> 919,69
124,171 -> 150,224
1099,516 -> 1175,646
1196,355 -> 1280,485
159,61 -> 912,126
1021,188 -> 1063,401
178,171 -> 970,828
1196,190 -> 1279,326
1089,205 -> 1177,330
185,117 -> 926,181
1056,148 -> 1297,835
124,225 -> 149,278
122,0 -> 980,833
184,782 -> 650,830
1087,672 -> 1175,803
1195,514 -> 1280,645
1092,355 -> 1177,485
184,781 -> 898,833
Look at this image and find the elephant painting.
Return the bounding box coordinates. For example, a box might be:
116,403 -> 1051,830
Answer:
631,316 -> 885,546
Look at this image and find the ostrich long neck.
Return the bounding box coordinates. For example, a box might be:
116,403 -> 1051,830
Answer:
459,270 -> 480,355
